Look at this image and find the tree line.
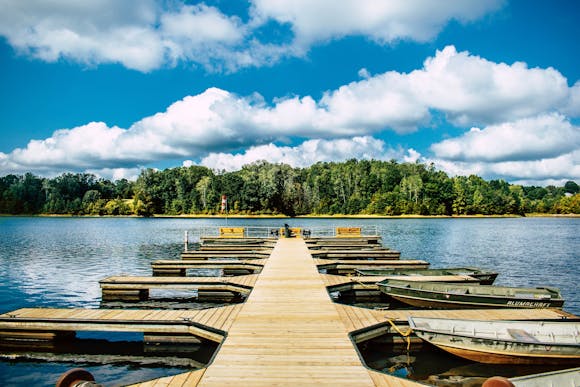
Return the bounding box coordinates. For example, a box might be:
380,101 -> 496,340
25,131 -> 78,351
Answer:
1,160 -> 579,216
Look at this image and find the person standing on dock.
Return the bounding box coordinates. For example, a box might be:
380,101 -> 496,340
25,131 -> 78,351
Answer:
284,223 -> 293,238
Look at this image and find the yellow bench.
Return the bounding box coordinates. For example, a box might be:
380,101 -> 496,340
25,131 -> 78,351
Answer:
336,227 -> 362,237
219,227 -> 245,238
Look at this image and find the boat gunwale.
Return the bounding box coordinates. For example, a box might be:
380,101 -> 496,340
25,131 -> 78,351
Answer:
378,280 -> 563,301
387,293 -> 563,309
432,342 -> 580,361
408,317 -> 580,347
357,266 -> 494,274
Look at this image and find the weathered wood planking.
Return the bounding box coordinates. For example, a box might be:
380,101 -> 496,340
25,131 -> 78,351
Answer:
333,303 -> 576,337
200,237 -> 273,245
127,369 -> 207,387
0,305 -> 245,331
187,247 -> 272,253
151,259 -> 266,276
100,275 -> 257,291
154,259 -> 267,265
311,249 -> 401,259
100,275 -> 258,284
315,259 -> 429,267
181,251 -> 270,260
192,238 -> 423,387
0,305 -> 244,344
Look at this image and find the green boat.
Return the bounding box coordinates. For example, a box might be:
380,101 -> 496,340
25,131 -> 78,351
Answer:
377,279 -> 564,309
409,317 -> 580,365
356,267 -> 498,285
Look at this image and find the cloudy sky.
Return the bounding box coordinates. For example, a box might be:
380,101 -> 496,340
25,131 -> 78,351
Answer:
0,0 -> 578,185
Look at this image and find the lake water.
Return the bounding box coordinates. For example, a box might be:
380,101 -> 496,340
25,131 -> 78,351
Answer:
0,217 -> 578,386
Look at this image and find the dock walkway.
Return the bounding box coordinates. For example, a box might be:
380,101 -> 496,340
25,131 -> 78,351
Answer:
131,238 -> 420,386
197,237 -> 413,386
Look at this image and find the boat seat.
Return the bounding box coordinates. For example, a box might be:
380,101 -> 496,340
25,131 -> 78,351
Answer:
448,288 -> 468,295
507,329 -> 540,343
515,292 -> 550,300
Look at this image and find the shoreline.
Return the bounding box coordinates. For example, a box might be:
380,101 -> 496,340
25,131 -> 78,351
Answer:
1,213 -> 578,219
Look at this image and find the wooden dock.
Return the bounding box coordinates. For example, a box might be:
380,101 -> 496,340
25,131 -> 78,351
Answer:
316,259 -> 430,275
0,235 -> 576,386
128,238 -> 572,387
99,275 -> 258,302
129,238 -> 423,386
181,251 -> 270,260
0,306 -> 243,344
311,249 -> 402,259
151,259 -> 266,276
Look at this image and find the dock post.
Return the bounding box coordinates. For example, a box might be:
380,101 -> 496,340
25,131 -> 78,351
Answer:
184,230 -> 189,252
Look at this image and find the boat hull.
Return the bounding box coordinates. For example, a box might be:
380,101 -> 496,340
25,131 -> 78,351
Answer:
410,317 -> 580,365
423,338 -> 580,365
378,280 -> 564,309
388,294 -> 560,309
509,367 -> 580,385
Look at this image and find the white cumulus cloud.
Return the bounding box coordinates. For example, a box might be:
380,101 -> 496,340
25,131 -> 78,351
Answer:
431,150 -> 580,186
250,0 -> 503,46
431,113 -> 580,162
429,113 -> 580,184
0,0 -> 246,72
0,0 -> 503,72
408,46 -> 572,125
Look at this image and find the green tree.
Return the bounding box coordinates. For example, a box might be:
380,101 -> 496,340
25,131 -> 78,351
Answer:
564,181 -> 579,194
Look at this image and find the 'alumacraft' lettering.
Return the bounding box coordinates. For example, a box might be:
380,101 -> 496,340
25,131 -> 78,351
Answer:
506,301 -> 550,307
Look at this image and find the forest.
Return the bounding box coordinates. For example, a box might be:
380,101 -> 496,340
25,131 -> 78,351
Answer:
1,160 -> 578,216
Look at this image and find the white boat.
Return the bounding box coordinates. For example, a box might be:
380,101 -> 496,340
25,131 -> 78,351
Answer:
408,317 -> 580,365
510,367 -> 580,386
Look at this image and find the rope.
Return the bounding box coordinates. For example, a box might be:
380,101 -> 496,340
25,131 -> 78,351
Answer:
385,318 -> 413,351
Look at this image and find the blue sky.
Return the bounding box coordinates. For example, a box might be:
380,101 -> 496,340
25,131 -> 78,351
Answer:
0,0 -> 578,185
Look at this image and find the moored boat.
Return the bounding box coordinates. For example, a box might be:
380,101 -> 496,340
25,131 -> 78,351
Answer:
377,279 -> 564,309
509,366 -> 580,386
356,267 -> 498,285
409,317 -> 580,365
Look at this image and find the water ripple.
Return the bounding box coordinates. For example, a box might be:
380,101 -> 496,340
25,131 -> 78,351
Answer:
0,216 -> 578,385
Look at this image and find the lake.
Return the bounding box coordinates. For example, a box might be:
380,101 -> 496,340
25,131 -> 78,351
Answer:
0,216 -> 578,386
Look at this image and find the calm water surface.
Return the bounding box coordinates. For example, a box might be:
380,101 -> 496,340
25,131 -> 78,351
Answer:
0,217 -> 578,386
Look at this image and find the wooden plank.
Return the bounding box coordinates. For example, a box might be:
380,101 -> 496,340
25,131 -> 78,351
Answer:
126,369 -> 206,387
204,306 -> 228,329
180,369 -> 207,386
0,307 -> 231,343
316,259 -> 430,267
228,274 -> 259,288
206,305 -> 236,331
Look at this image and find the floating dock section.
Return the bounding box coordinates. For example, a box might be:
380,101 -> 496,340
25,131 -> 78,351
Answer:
0,227 -> 576,386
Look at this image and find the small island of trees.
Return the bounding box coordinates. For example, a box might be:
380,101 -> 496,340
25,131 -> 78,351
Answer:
1,160 -> 578,216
